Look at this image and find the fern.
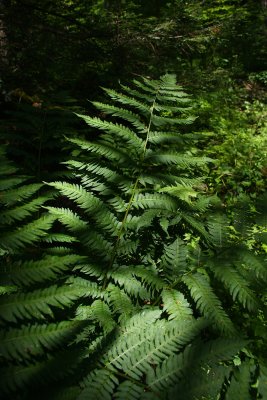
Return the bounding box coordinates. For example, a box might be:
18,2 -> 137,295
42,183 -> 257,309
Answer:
208,260 -> 259,312
225,361 -> 251,400
0,147 -> 90,398
258,363 -> 267,399
0,348 -> 84,396
160,238 -> 188,279
162,289 -> 193,321
1,75 -> 266,399
0,148 -> 55,254
78,369 -> 119,400
0,321 -> 84,361
4,254 -> 85,287
183,272 -> 236,335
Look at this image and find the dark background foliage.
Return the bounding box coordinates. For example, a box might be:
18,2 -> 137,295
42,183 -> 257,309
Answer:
1,0 -> 266,98
0,1 -> 267,399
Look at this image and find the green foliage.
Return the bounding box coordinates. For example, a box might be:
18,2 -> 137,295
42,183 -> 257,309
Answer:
0,147 -> 90,396
1,74 -> 266,399
1,0 -> 267,397
3,0 -> 266,100
198,91 -> 267,199
0,146 -> 55,254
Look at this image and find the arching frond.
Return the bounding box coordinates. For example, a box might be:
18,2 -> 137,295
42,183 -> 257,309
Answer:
92,102 -> 146,132
162,289 -> 193,321
0,321 -> 84,361
76,114 -> 144,151
6,254 -> 85,287
183,273 -> 236,335
1,214 -> 57,251
0,284 -> 87,323
209,261 -> 259,311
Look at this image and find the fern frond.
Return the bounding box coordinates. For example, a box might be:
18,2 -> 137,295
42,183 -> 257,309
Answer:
102,88 -> 150,116
171,364 -> 227,400
106,284 -> 135,317
225,361 -> 251,400
161,238 -> 188,278
147,337 -> 246,396
148,131 -> 184,145
73,263 -> 105,279
2,75 -> 260,399
0,284 -> 87,323
80,230 -> 114,259
115,237 -> 139,257
102,318 -> 205,380
80,176 -> 109,193
0,176 -> 27,190
1,214 -> 57,251
191,195 -> 217,213
48,182 -> 102,212
0,348 -> 83,396
88,299 -> 116,333
0,285 -> 17,295
78,369 -> 119,400
132,265 -> 165,291
146,352 -> 185,393
68,137 -> 130,163
181,213 -> 211,242
113,380 -> 144,400
92,102 -> 146,132
0,195 -> 53,225
258,363 -> 267,399
132,193 -> 177,211
156,94 -> 192,104
159,183 -> 198,204
209,261 -> 259,311
159,73 -> 180,88
45,207 -> 88,232
238,249 -> 267,281
108,267 -> 151,300
6,254 -> 85,287
133,209 -> 160,230
154,103 -> 193,113
146,152 -> 212,167
0,183 -> 43,205
131,79 -> 159,94
121,309 -> 162,332
120,84 -> 156,103
151,114 -> 197,127
76,114 -> 144,151
67,276 -> 104,299
47,182 -> 120,235
162,289 -> 193,321
183,272 -> 236,335
207,213 -> 229,248
42,233 -> 77,243
65,161 -> 130,192
0,321 -> 84,361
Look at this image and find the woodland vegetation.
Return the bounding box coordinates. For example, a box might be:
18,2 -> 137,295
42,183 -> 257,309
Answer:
0,1 -> 267,399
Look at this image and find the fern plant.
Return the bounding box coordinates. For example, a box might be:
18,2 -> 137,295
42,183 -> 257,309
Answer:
1,75 -> 266,399
0,146 -> 89,397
